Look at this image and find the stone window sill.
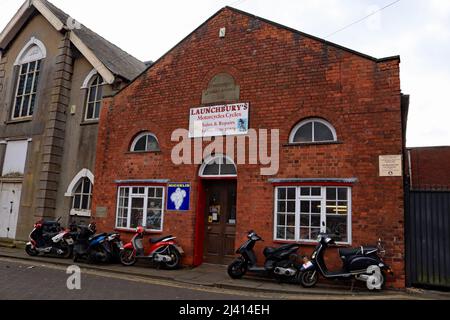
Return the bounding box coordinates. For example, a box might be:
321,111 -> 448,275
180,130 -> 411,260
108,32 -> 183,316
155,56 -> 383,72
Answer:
80,120 -> 99,126
5,117 -> 33,125
283,141 -> 343,147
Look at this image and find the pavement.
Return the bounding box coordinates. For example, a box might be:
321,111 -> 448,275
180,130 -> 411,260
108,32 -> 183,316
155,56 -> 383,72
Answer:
0,246 -> 449,300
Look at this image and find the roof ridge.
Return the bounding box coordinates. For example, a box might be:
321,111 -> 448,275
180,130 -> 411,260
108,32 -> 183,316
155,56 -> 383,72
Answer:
224,6 -> 399,63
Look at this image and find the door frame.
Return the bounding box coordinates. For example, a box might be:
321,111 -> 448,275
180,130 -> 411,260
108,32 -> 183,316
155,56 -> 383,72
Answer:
193,176 -> 237,266
0,180 -> 22,240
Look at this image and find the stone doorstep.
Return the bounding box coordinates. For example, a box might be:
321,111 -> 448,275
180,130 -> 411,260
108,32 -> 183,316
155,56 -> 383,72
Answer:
0,239 -> 16,248
0,248 -> 412,297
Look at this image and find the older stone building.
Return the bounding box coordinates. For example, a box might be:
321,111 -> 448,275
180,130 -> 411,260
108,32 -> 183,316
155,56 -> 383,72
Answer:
92,7 -> 409,288
0,0 -> 146,241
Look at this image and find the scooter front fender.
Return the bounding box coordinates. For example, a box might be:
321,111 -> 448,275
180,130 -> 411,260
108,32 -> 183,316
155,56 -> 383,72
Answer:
122,242 -> 134,250
300,262 -> 316,272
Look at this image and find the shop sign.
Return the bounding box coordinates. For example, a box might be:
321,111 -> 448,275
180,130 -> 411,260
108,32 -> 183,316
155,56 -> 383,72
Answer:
189,103 -> 249,138
167,183 -> 191,211
379,155 -> 403,177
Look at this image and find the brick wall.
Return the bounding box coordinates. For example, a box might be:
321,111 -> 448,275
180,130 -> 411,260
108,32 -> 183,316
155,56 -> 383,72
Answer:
408,147 -> 450,189
92,8 -> 405,288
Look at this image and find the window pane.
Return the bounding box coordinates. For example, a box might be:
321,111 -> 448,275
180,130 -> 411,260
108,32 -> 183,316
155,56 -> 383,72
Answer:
203,163 -> 220,175
155,188 -> 163,198
29,95 -> 36,115
314,121 -> 334,142
29,61 -> 36,72
286,227 -> 295,240
133,136 -> 147,151
146,136 -> 160,152
338,188 -> 348,201
25,74 -> 33,94
14,97 -> 22,118
277,201 -> 286,213
337,202 -> 348,214
326,188 -> 337,200
17,75 -> 26,95
286,214 -> 295,227
86,103 -> 94,120
294,122 -> 313,143
278,188 -> 286,200
130,198 -> 144,228
96,84 -> 103,101
32,72 -> 40,92
287,188 -> 296,199
21,96 -> 30,117
83,179 -> 91,193
94,102 -> 101,119
311,187 -> 321,196
277,214 -> 286,226
300,227 -> 309,240
73,195 -> 81,209
277,227 -> 286,240
311,214 -> 321,227
326,215 -> 347,242
286,200 -> 295,213
221,163 -> 237,175
81,195 -> 89,210
88,86 -> 97,102
311,201 -> 321,214
326,201 -> 337,214
300,201 -> 310,213
300,187 -> 310,196
300,214 -> 309,227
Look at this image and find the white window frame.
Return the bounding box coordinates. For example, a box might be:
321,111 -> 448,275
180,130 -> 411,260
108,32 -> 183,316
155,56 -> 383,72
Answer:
199,154 -> 237,178
115,186 -> 165,232
84,74 -> 104,121
289,118 -> 337,144
130,132 -> 160,152
273,186 -> 352,245
70,177 -> 93,217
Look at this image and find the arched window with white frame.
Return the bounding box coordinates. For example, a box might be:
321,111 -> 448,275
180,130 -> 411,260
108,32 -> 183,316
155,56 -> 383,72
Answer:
12,37 -> 46,120
130,132 -> 160,152
84,73 -> 104,121
65,169 -> 94,217
199,154 -> 237,177
289,118 -> 337,144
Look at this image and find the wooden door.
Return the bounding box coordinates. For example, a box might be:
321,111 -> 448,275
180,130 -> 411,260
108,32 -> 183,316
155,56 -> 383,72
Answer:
203,180 -> 237,264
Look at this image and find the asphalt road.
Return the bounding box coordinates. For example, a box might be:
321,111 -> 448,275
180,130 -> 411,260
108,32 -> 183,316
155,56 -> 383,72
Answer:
0,259 -> 255,300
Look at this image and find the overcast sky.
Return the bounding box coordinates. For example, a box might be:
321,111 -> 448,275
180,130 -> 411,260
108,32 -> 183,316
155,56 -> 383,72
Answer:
1,0 -> 449,148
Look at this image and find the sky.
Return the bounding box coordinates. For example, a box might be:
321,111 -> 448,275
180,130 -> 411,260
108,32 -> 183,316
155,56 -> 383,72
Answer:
1,0 -> 449,148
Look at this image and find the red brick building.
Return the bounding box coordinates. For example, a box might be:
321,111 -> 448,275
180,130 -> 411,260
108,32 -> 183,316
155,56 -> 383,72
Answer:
92,7 -> 409,288
408,147 -> 450,189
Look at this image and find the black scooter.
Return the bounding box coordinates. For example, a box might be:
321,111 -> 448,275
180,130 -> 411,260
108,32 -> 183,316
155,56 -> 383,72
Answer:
227,231 -> 301,282
300,233 -> 394,290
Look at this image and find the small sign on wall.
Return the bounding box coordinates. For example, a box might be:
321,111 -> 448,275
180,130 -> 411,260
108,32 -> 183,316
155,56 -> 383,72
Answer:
379,155 -> 403,177
167,183 -> 191,211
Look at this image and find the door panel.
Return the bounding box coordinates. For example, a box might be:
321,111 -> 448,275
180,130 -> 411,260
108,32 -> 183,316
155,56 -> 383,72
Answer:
203,180 -> 237,264
0,183 -> 21,239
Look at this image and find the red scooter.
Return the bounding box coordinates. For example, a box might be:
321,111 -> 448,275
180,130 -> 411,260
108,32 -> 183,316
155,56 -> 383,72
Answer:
119,226 -> 184,269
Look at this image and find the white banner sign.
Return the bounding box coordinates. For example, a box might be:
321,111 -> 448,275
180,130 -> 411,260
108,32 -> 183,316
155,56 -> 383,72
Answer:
189,103 -> 249,138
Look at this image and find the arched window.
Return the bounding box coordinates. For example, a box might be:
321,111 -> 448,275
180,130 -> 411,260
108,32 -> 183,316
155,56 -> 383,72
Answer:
199,155 -> 237,177
72,177 -> 93,214
289,118 -> 337,144
12,38 -> 46,120
130,132 -> 160,152
85,74 -> 104,121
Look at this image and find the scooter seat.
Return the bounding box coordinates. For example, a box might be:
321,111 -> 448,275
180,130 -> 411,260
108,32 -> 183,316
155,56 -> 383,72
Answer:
263,244 -> 299,257
149,235 -> 173,244
339,246 -> 378,257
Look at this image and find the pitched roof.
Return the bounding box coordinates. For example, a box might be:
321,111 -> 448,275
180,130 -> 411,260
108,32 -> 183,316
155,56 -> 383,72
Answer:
0,0 -> 146,83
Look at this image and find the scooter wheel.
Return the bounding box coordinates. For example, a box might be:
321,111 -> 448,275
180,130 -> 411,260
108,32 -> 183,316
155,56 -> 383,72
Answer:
25,244 -> 39,257
300,270 -> 319,288
61,245 -> 73,259
227,259 -> 247,279
119,249 -> 137,266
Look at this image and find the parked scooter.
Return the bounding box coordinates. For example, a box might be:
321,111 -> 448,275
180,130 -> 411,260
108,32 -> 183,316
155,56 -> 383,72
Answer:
25,217 -> 75,258
299,233 -> 394,290
119,226 -> 184,270
227,231 -> 301,282
72,222 -> 122,263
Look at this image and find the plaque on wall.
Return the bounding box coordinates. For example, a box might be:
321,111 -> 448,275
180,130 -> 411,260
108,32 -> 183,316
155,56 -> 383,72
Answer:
201,73 -> 240,104
379,155 -> 403,177
95,206 -> 108,218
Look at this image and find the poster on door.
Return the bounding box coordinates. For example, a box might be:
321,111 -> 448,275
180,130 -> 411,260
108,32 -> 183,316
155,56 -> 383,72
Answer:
167,183 -> 190,211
